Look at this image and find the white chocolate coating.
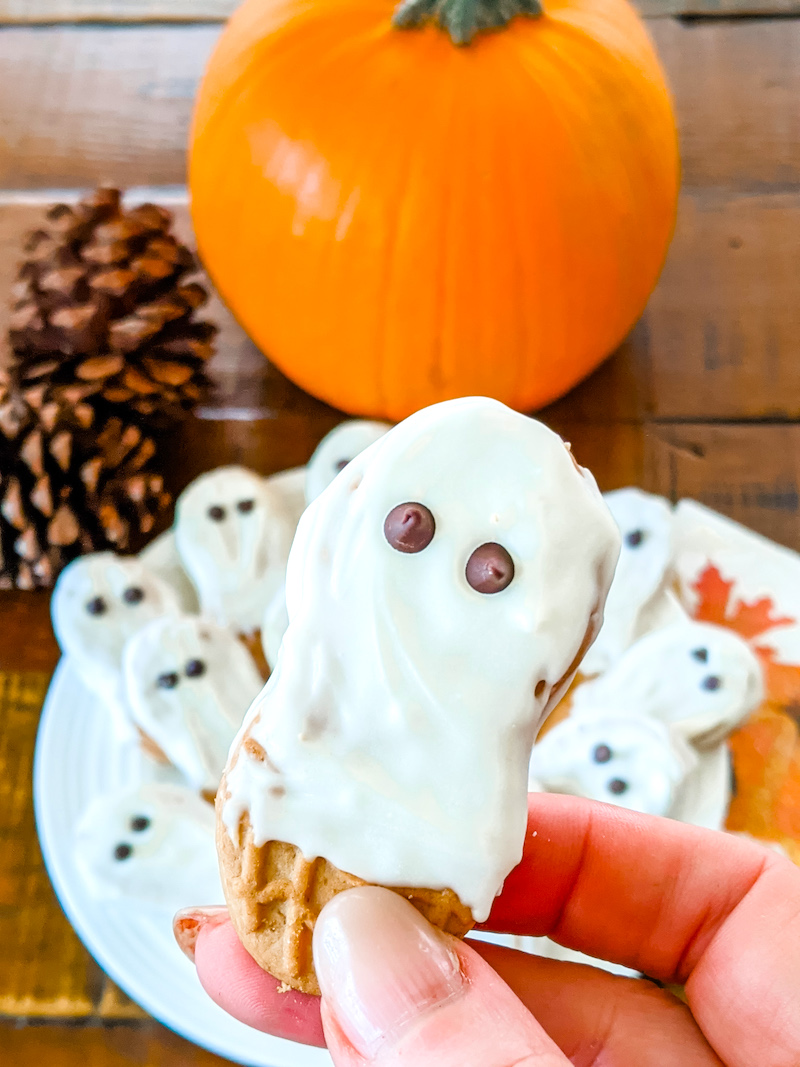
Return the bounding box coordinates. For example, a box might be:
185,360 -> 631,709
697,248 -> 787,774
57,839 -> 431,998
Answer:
529,712 -> 696,817
260,581 -> 289,670
305,420 -> 391,504
582,488 -> 675,675
51,553 -> 181,737
174,466 -> 302,635
139,528 -> 200,613
573,620 -> 764,748
74,782 -> 223,910
222,398 -> 620,921
123,615 -> 265,792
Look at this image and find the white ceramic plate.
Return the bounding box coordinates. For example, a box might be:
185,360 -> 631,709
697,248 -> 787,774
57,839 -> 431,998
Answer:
33,658 -> 330,1067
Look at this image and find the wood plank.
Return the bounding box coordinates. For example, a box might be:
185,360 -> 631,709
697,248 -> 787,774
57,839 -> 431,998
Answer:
640,189 -> 800,420
0,0 -> 798,22
0,20 -> 799,191
646,423 -> 800,551
0,0 -> 238,19
0,26 -> 219,190
0,670 -> 95,1016
0,1020 -> 235,1064
649,18 -> 800,191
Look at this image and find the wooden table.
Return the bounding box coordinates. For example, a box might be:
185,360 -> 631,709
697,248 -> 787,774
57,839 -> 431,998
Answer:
0,0 -> 799,1062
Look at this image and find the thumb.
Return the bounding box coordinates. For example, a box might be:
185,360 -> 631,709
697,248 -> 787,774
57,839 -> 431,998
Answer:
312,886 -> 569,1067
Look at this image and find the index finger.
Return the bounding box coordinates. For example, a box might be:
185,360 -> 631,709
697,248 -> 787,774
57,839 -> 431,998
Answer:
481,793 -> 800,1067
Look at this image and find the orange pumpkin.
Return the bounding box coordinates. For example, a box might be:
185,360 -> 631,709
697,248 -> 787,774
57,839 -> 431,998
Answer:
190,0 -> 679,420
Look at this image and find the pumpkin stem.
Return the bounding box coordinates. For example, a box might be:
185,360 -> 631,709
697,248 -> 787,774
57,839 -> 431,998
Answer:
392,0 -> 542,45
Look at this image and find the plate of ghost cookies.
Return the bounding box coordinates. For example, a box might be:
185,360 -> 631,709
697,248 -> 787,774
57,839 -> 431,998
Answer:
35,405 -> 798,1064
35,420 -> 388,1067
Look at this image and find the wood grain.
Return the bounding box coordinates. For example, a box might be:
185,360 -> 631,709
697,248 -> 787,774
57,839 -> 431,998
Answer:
0,1020 -> 235,1064
646,423 -> 800,551
1,0 -> 799,21
0,670 -> 95,1016
0,20 -> 799,190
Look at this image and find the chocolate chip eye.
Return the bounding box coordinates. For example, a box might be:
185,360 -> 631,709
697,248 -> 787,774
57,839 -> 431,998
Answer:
185,659 -> 206,678
384,503 -> 435,554
157,671 -> 180,689
625,529 -> 645,548
236,499 -> 255,514
114,843 -> 133,861
466,543 -> 515,594
334,458 -> 350,473
702,675 -> 722,691
86,596 -> 106,616
692,647 -> 709,663
608,778 -> 628,795
122,586 -> 144,605
208,505 -> 226,521
593,744 -> 612,764
130,816 -> 150,832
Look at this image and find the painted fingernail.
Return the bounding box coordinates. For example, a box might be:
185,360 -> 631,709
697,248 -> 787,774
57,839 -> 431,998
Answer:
313,886 -> 464,1057
173,905 -> 228,963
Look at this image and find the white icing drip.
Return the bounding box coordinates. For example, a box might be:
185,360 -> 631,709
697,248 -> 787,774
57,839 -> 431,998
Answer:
261,581 -> 289,670
305,420 -> 391,504
582,488 -> 675,675
573,620 -> 764,748
223,398 -> 620,920
123,615 -> 265,792
74,783 -> 222,909
174,466 -> 304,634
529,712 -> 696,817
51,552 -> 181,740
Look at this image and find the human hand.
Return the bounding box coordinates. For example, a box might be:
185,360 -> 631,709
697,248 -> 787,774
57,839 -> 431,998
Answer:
174,794 -> 800,1066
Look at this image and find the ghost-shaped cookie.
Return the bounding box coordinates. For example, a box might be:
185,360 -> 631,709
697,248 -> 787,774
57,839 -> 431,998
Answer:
529,712 -> 696,817
74,782 -> 222,910
581,488 -> 678,676
123,615 -> 264,792
222,397 -> 620,923
305,420 -> 391,504
261,581 -> 289,670
51,553 -> 181,738
173,466 -> 301,635
573,620 -> 764,748
139,528 -> 199,613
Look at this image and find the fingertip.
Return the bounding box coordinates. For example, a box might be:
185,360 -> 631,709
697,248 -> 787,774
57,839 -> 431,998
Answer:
194,917 -> 326,1047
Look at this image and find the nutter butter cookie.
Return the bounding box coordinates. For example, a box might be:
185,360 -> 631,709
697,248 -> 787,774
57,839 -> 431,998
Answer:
216,397 -> 620,994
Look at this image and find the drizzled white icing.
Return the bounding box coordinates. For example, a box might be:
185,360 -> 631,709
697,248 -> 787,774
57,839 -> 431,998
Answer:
573,619 -> 764,748
582,488 -> 675,675
123,615 -> 264,792
74,783 -> 222,909
139,528 -> 199,613
260,581 -> 289,670
51,553 -> 181,738
222,398 -> 620,921
305,420 -> 391,504
529,712 -> 696,817
174,466 -> 304,634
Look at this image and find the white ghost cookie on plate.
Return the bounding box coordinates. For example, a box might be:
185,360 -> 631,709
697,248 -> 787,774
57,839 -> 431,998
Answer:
123,615 -> 264,793
51,552 -> 180,739
573,620 -> 764,748
582,488 -> 678,676
139,528 -> 199,613
74,782 -> 222,910
529,712 -> 696,817
174,466 -> 299,635
305,420 -> 391,504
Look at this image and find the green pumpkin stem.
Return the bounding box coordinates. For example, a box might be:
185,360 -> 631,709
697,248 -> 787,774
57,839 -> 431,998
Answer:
392,0 -> 543,45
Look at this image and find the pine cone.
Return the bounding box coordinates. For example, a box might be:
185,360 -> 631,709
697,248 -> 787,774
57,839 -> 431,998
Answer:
0,373 -> 171,589
8,187 -> 216,425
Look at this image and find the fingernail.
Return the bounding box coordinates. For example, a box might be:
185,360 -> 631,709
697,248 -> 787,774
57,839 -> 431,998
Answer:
173,905 -> 228,963
313,886 -> 464,1057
